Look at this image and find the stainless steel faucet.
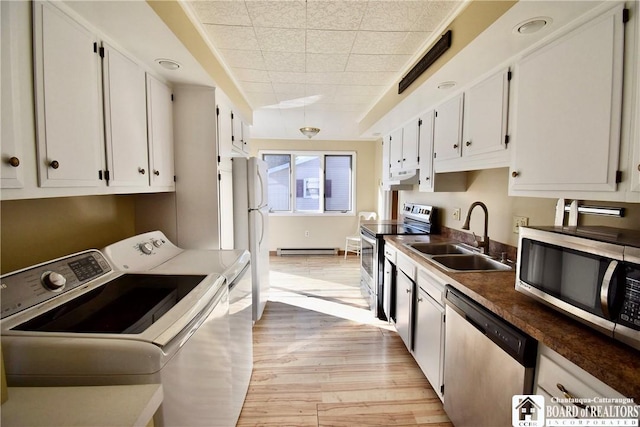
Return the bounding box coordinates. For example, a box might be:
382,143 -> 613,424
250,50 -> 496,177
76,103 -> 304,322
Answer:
462,201 -> 490,255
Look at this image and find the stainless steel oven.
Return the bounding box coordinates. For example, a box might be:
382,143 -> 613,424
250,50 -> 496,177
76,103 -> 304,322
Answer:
516,226 -> 640,350
360,203 -> 437,320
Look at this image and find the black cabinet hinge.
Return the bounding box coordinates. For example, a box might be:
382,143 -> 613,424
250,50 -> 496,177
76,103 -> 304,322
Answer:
435,111 -> 438,118
93,42 -> 97,53
232,135 -> 235,142
217,155 -> 221,163
616,170 -> 622,183
417,156 -> 420,163
171,94 -> 174,102
441,385 -> 444,394
623,9 -> 630,23
99,170 -> 110,181
418,119 -> 422,127
218,173 -> 221,181
231,112 -> 234,120
98,47 -> 105,58
433,152 -> 437,159
174,175 -> 176,182
216,107 -> 219,116
504,134 -> 510,147
507,70 -> 512,81
98,170 -> 103,180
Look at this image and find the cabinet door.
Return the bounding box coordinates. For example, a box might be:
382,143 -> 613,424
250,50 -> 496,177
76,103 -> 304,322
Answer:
146,74 -> 175,188
433,94 -> 463,162
33,1 -> 104,187
1,1 -> 24,188
418,111 -> 435,191
414,288 -> 444,398
241,121 -> 251,154
217,102 -> 233,158
231,112 -> 243,151
102,43 -> 148,187
402,119 -> 420,170
389,127 -> 404,172
511,5 -> 624,192
395,271 -> 413,351
462,69 -> 509,157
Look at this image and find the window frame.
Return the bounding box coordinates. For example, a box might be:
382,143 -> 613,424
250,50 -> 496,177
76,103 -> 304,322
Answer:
261,150 -> 357,216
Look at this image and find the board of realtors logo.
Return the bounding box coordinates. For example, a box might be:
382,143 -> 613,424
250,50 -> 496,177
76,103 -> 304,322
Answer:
513,395 -> 545,427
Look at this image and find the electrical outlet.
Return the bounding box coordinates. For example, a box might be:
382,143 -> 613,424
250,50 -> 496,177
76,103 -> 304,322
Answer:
304,230 -> 310,237
453,208 -> 461,221
513,216 -> 529,234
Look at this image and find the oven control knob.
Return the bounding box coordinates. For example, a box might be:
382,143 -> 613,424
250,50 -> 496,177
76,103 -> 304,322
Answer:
140,242 -> 154,255
41,271 -> 66,291
152,239 -> 164,248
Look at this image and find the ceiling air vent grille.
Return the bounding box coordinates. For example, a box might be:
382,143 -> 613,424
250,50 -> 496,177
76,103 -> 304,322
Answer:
399,30 -> 452,94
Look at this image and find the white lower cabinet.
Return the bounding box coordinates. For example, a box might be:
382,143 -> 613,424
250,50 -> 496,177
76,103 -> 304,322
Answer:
535,344 -> 637,419
393,250 -> 446,401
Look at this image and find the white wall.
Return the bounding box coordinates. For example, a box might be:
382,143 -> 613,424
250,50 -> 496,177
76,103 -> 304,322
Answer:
400,168 -> 640,248
250,138 -> 379,251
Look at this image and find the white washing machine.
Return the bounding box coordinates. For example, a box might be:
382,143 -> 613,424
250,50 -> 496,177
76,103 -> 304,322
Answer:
101,231 -> 253,425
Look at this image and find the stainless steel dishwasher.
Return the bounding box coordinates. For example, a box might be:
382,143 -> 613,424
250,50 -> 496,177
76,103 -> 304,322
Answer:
443,286 -> 537,427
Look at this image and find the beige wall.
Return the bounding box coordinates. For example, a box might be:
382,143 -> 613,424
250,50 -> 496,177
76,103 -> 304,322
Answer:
400,168 -> 640,248
250,138 -> 378,251
1,195 -> 136,274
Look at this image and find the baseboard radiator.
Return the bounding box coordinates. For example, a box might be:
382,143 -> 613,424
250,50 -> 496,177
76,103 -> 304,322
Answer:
276,248 -> 339,256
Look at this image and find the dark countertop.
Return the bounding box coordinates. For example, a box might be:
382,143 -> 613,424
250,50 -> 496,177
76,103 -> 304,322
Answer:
385,234 -> 640,402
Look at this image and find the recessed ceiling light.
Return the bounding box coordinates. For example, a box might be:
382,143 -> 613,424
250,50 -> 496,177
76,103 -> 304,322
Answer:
514,17 -> 551,35
156,59 -> 181,70
437,81 -> 456,90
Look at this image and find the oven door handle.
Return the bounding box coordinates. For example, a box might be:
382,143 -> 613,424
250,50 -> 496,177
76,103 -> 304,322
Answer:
600,260 -> 618,319
360,232 -> 377,246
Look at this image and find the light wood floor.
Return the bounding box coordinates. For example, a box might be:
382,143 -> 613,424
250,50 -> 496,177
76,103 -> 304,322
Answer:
237,255 -> 452,427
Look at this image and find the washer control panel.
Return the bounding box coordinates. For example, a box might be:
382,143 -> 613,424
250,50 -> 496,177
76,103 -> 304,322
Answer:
1,250 -> 112,319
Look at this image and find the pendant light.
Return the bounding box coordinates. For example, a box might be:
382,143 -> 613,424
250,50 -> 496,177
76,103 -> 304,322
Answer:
299,0 -> 319,139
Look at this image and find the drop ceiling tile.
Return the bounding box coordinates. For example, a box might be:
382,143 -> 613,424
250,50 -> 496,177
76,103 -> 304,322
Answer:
189,1 -> 251,26
234,68 -> 271,83
268,71 -> 308,84
338,85 -> 386,97
360,1 -> 428,31
412,1 -> 460,32
306,30 -> 357,54
305,72 -> 344,85
306,1 -> 368,30
306,84 -> 338,97
346,54 -> 411,72
255,27 -> 306,53
272,82 -> 306,94
340,71 -> 395,85
263,52 -> 306,72
203,24 -> 259,50
242,82 -> 274,94
352,31 -> 408,54
246,0 -> 307,29
219,49 -> 266,70
306,54 -> 348,73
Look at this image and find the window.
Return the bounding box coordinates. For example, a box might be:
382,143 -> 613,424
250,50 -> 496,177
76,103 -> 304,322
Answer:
262,151 -> 355,214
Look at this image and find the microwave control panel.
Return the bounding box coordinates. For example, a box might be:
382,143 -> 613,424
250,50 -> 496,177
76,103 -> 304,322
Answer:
618,268 -> 640,329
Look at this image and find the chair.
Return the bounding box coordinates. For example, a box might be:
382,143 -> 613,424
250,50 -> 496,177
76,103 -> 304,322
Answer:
344,211 -> 377,259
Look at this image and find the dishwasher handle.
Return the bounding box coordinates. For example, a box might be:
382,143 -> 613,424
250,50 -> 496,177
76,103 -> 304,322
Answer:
445,285 -> 537,367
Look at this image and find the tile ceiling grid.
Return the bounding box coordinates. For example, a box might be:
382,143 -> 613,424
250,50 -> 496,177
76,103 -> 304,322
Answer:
189,1 -> 461,137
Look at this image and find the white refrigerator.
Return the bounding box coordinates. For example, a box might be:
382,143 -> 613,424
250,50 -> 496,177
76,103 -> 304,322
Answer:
232,157 -> 270,321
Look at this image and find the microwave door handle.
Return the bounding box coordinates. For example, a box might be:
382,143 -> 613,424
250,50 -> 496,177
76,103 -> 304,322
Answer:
600,260 -> 618,319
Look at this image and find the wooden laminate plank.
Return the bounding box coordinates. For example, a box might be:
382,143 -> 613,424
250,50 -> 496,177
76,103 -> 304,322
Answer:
237,255 -> 451,427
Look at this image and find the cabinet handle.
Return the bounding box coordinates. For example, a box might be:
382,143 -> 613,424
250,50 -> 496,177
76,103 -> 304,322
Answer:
556,383 -> 588,410
465,141 -> 471,147
406,289 -> 411,294
637,164 -> 640,172
425,177 -> 430,181
511,171 -> 520,178
418,297 -> 423,302
138,167 -> 146,175
8,157 -> 20,167
453,144 -> 459,149
50,160 -> 60,169
397,160 -> 401,163
154,170 -> 160,176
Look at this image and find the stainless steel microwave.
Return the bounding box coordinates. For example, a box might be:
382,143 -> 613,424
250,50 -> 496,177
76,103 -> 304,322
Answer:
516,226 -> 640,350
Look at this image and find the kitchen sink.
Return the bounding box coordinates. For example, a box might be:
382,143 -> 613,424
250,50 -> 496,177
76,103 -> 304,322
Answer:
430,254 -> 512,272
405,242 -> 476,256
404,241 -> 512,272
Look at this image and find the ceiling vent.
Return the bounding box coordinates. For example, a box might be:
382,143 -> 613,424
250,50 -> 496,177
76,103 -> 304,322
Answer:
399,30 -> 452,94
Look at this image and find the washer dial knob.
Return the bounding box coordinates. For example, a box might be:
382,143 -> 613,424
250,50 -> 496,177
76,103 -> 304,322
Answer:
41,271 -> 66,291
140,242 -> 154,255
152,239 -> 164,248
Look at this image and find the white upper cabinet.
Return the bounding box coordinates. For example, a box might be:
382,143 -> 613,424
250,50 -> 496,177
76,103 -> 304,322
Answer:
102,42 -> 149,187
418,111 -> 435,191
231,111 -> 250,157
217,101 -> 233,158
462,69 -> 510,159
389,120 -> 419,179
510,4 -> 625,195
433,94 -> 463,164
1,1 -> 24,189
241,121 -> 251,154
389,127 -> 404,173
146,74 -> 175,189
33,1 -> 104,188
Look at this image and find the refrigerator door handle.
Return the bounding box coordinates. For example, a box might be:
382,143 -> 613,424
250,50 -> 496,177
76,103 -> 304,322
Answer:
257,209 -> 266,247
257,168 -> 266,208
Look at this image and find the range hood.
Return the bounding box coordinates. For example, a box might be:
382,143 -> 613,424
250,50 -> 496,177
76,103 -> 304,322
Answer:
382,169 -> 419,191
